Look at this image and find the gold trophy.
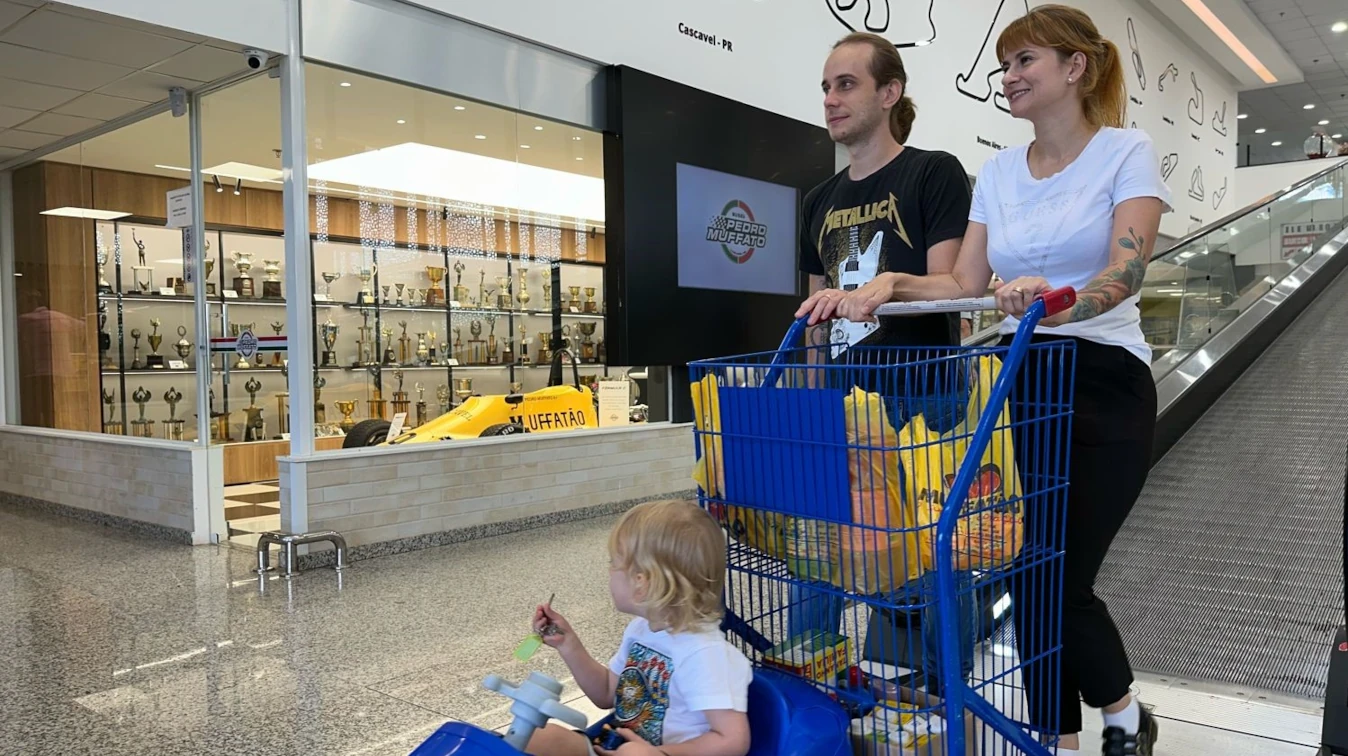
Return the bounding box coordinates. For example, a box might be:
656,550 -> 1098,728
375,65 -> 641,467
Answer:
437,384 -> 451,414
130,386 -> 153,438
146,318 -> 165,369
334,400 -> 357,433
537,331 -> 552,364
356,263 -> 378,305
569,286 -> 582,311
395,283 -> 405,307
314,375 -> 327,424
583,286 -> 598,313
173,325 -> 192,366
355,308 -> 375,366
454,377 -> 474,404
425,265 -> 446,306
416,332 -> 430,366
453,327 -> 464,364
271,322 -> 285,366
468,320 -> 485,365
543,281 -> 553,307
398,321 -> 412,366
510,381 -> 523,394
262,259 -> 282,299
577,321 -> 597,362
518,324 -> 531,365
204,258 -> 216,297
391,369 -> 411,420
102,388 -> 123,435
163,387 -> 185,440
231,251 -> 255,298
381,326 -> 397,366
130,328 -> 143,370
367,365 -> 388,420
484,314 -> 499,365
414,383 -> 428,427
517,266 -> 531,308
243,377 -> 265,442
496,275 -> 512,310
452,261 -> 469,305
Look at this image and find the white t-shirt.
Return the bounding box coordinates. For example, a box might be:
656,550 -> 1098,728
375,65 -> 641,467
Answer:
606,618 -> 752,746
971,127 -> 1172,362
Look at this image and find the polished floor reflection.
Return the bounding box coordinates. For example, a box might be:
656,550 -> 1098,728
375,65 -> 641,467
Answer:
0,502 -> 1323,755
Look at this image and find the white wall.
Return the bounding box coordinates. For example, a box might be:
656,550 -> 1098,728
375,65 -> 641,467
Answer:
1235,157 -> 1348,209
418,0 -> 1237,239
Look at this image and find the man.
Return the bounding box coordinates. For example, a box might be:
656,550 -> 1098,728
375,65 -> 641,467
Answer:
789,31 -> 980,698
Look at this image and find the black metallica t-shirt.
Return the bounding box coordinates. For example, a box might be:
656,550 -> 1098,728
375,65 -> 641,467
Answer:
800,147 -> 972,356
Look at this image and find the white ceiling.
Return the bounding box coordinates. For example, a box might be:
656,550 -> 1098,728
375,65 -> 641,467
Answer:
1237,0 -> 1348,163
0,0 -> 249,162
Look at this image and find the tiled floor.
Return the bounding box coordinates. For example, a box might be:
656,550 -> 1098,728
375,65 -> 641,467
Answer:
0,501 -> 1326,755
224,482 -> 281,547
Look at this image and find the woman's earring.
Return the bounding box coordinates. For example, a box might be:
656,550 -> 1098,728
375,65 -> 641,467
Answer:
1068,77 -> 1075,83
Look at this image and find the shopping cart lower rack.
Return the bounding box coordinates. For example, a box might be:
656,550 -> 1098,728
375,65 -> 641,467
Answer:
692,288 -> 1078,755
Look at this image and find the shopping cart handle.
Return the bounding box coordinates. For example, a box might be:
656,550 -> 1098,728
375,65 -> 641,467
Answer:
1036,286 -> 1076,318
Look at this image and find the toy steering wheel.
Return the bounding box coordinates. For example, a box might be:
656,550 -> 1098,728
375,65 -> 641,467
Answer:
484,672 -> 590,751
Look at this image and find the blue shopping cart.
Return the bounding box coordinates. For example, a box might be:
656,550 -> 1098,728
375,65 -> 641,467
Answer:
410,289 -> 1075,756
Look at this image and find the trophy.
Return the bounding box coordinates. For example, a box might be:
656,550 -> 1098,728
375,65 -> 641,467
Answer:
391,369 -> 410,419
577,321 -> 597,362
597,337 -> 607,364
452,261 -> 469,305
414,383 -> 427,428
569,286 -> 582,311
537,331 -> 552,364
518,324 -> 531,365
320,271 -> 341,300
130,328 -> 143,370
204,258 -> 216,296
270,322 -> 285,366
242,377 -> 265,442
334,400 -> 357,433
543,281 -> 552,306
425,265 -> 446,306
131,230 -> 152,294
355,308 -> 375,366
356,263 -> 377,305
172,325 -> 192,366
102,388 -> 122,435
478,268 -> 488,308
229,323 -> 251,369
163,387 -> 184,440
314,374 -> 327,424
367,365 -> 388,420
395,283 -> 405,307
98,302 -> 113,369
496,275 -> 512,310
454,377 -> 474,404
146,318 -> 165,369
453,327 -> 464,364
381,326 -> 397,366
231,251 -> 255,298
262,259 -> 282,299
320,316 -> 339,367
398,320 -> 412,365
510,381 -> 523,394
277,362 -> 290,437
382,285 -> 391,305
468,319 -> 485,365
502,335 -> 514,366
426,328 -> 438,363
416,332 -> 430,366
437,384 -> 451,414
95,246 -> 111,293
484,313 -> 499,365
130,386 -> 153,438
208,388 -> 232,443
583,286 -> 598,313
408,288 -> 421,307
517,266 -> 531,307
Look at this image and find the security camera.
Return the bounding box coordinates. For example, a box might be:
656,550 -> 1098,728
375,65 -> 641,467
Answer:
244,49 -> 270,70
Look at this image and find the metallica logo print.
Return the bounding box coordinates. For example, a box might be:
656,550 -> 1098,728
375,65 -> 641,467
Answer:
800,147 -> 973,353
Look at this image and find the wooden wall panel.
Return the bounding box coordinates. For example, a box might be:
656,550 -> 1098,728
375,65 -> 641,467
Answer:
222,436 -> 344,484
90,168 -> 187,219
245,188 -> 284,231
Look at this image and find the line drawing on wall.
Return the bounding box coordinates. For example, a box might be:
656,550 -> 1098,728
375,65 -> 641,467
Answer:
1212,177 -> 1228,210
1188,165 -> 1205,202
1187,72 -> 1205,126
1157,63 -> 1178,91
955,0 -> 1030,113
1212,101 -> 1228,137
1161,153 -> 1179,181
1127,18 -> 1145,91
826,0 -> 937,48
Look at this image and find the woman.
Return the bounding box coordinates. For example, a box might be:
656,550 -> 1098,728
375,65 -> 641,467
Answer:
800,6 -> 1166,755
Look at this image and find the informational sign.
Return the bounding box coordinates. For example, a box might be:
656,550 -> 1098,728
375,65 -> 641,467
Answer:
1281,221 -> 1337,259
386,412 -> 407,441
166,186 -> 193,228
597,380 -> 631,428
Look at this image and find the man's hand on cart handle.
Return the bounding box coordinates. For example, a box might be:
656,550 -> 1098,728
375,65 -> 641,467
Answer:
795,273 -> 901,324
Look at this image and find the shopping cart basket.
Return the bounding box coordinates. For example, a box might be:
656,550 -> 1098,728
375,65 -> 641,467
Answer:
692,289 -> 1078,755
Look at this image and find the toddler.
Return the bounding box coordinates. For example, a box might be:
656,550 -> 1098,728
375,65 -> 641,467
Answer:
526,500 -> 752,756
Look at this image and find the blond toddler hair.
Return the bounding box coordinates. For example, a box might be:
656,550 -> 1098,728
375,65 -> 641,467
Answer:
608,500 -> 727,633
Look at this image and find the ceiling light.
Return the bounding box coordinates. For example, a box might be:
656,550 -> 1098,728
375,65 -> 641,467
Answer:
1272,141 -> 1283,146
396,119 -> 406,125
1255,128 -> 1266,134
572,136 -> 582,141
453,105 -> 465,111
534,126 -> 544,131
40,207 -> 130,220
474,134 -> 486,140
1335,134 -> 1344,139
575,157 -> 584,161
1320,120 -> 1330,125
1237,113 -> 1248,119
233,178 -> 242,196
155,163 -> 282,184
307,142 -> 605,222
212,174 -> 223,193
1333,21 -> 1347,33
339,82 -> 351,88
1304,104 -> 1316,110
1177,0 -> 1277,83
520,144 -> 531,149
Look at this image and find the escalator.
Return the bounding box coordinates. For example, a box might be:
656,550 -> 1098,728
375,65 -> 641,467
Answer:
967,158 -> 1348,699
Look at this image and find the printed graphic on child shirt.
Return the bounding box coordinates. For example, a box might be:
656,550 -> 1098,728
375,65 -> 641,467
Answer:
613,642 -> 674,745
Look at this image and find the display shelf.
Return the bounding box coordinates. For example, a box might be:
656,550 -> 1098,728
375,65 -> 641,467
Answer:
100,292 -> 339,308
338,303 -> 605,319
102,367 -> 197,375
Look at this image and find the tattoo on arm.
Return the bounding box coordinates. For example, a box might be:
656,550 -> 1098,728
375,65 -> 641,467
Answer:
1070,226 -> 1148,322
807,324 -> 829,347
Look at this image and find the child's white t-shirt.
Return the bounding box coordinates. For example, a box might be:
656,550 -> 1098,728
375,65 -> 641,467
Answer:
606,617 -> 752,746
971,127 -> 1172,363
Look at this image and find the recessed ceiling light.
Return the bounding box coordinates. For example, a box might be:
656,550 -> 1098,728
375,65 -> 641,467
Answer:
1255,128 -> 1266,134
1237,113 -> 1248,119
339,82 -> 351,88
1335,133 -> 1344,139
454,105 -> 465,111
40,207 -> 130,220
1271,141 -> 1283,146
520,144 -> 531,149
474,134 -> 486,140
1319,119 -> 1330,125
575,157 -> 584,161
1333,21 -> 1347,33
572,136 -> 582,141
534,126 -> 544,131
1304,104 -> 1316,110
396,119 -> 406,125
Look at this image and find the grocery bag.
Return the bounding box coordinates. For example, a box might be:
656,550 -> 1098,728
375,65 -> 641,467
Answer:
833,387 -> 928,595
691,373 -> 789,560
898,355 -> 1024,572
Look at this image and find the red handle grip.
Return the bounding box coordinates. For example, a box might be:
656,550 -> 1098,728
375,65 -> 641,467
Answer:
1035,286 -> 1076,317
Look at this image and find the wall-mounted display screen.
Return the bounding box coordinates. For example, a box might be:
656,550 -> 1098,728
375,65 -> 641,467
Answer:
675,163 -> 799,296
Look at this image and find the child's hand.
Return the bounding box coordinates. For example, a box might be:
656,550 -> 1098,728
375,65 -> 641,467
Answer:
533,603 -> 579,653
594,726 -> 662,756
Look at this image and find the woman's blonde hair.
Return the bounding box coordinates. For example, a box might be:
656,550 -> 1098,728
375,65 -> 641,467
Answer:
609,500 -> 726,633
996,4 -> 1126,129
833,32 -> 918,144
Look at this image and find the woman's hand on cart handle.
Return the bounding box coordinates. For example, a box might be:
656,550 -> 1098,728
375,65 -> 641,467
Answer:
995,277 -> 1077,325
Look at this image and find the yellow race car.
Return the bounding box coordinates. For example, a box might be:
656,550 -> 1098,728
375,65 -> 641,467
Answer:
341,371 -> 598,448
